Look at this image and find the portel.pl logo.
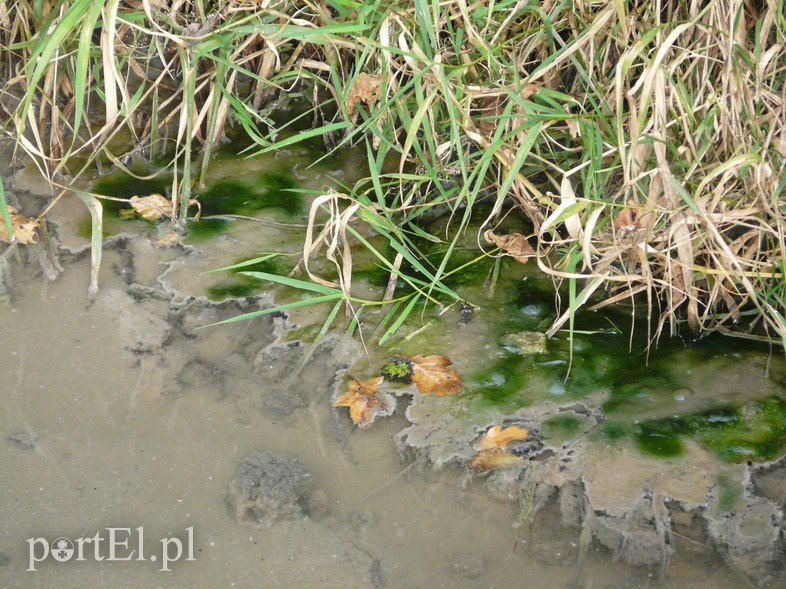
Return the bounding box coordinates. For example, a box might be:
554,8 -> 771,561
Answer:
27,527 -> 195,572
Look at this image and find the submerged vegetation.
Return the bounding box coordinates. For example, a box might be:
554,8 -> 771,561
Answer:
1,0 -> 785,347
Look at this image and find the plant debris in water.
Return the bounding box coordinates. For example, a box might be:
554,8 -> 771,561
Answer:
467,425 -> 530,473
128,194 -> 171,221
406,354 -> 464,396
332,376 -> 393,430
0,206 -> 39,245
380,357 -> 413,384
336,354 -> 463,429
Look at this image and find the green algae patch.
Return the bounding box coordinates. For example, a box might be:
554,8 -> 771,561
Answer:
715,473 -> 744,513
629,398 -> 786,462
228,256 -> 285,276
543,414 -> 584,434
92,169 -> 301,241
598,420 -> 628,442
93,172 -> 173,216
634,419 -> 685,457
195,172 -> 301,217
257,171 -> 300,214
692,397 -> 786,462
470,353 -> 531,409
206,281 -> 259,301
206,256 -> 289,301
541,413 -> 593,445
187,218 -> 229,239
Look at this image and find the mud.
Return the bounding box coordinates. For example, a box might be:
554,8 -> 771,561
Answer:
394,387 -> 786,586
228,451 -> 312,524
1,151 -> 785,589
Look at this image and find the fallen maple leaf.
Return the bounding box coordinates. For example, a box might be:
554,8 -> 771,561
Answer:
333,376 -> 394,429
477,425 -> 529,450
484,230 -> 535,263
0,206 -> 40,245
130,194 -> 170,221
467,447 -> 522,472
406,354 -> 463,396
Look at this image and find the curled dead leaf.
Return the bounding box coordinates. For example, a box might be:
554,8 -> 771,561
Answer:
345,73 -> 381,117
467,448 -> 522,472
333,376 -> 394,429
405,354 -> 463,396
614,199 -> 641,232
0,206 -> 40,245
130,194 -> 170,221
484,230 -> 536,263
475,94 -> 506,137
477,425 -> 529,450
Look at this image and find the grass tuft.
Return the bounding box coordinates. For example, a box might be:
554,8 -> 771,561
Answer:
1,0 -> 785,346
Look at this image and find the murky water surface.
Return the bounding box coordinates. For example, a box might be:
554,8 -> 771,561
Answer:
1,145 -> 785,589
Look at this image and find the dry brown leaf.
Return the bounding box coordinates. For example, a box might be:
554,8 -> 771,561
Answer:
151,230 -> 182,247
614,199 -> 641,232
0,206 -> 40,245
476,94 -> 506,137
130,194 -> 170,221
477,425 -> 529,450
484,230 -> 536,263
333,376 -> 391,429
407,354 -> 463,396
467,448 -> 522,472
345,73 -> 381,117
520,83 -> 540,100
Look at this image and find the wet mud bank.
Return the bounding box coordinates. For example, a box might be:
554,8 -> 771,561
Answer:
1,164 -> 785,588
397,384 -> 786,585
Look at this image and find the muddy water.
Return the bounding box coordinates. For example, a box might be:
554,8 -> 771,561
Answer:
1,152 -> 784,588
0,251 -> 639,589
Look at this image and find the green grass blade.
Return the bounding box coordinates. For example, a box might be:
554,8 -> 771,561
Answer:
208,293 -> 344,326
240,271 -> 342,295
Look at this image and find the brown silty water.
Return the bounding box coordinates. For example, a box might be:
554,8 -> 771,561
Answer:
0,147 -> 784,589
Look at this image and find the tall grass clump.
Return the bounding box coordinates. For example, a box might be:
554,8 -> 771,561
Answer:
1,0 -> 785,347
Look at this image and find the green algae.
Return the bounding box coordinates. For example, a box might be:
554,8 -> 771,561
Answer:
93,173 -> 173,216
541,413 -> 592,445
692,397 -> 786,462
206,281 -> 259,300
196,172 -> 300,217
634,419 -> 685,457
91,168 -> 300,242
470,353 -> 531,409
598,420 -> 628,442
185,172 -> 300,240
715,474 -> 743,512
543,414 -> 584,434
187,218 -> 229,239
629,398 -> 786,462
455,261 -> 786,465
